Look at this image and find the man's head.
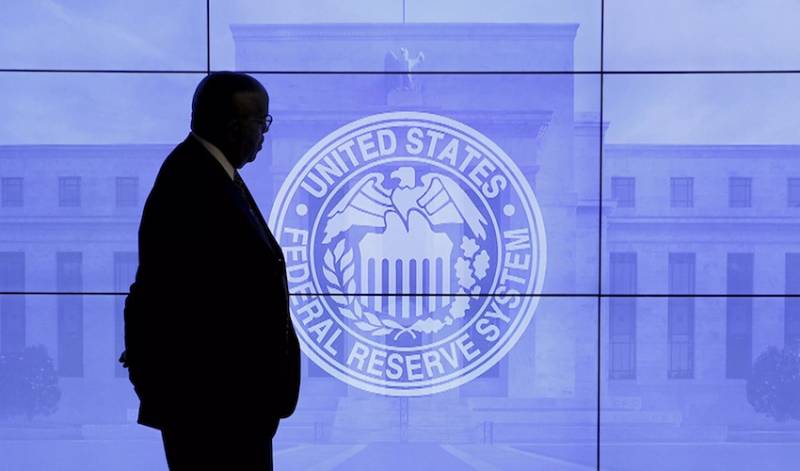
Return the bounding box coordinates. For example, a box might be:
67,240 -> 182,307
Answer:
190,72 -> 270,169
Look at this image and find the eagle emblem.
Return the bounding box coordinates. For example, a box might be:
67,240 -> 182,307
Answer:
270,111 -> 545,395
320,166 -> 492,339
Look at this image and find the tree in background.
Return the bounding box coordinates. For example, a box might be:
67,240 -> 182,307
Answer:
747,346 -> 800,422
0,345 -> 60,420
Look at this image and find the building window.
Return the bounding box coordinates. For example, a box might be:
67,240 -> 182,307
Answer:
729,177 -> 752,208
115,177 -> 138,208
609,252 -> 637,380
611,177 -> 635,208
114,252 -> 138,377
57,252 -> 83,377
0,252 -> 25,353
668,253 -> 695,379
58,176 -> 81,207
670,177 -> 693,208
726,253 -> 753,379
785,254 -> 800,351
1,177 -> 23,207
788,178 -> 800,207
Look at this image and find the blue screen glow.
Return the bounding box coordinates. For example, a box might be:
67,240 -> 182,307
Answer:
1,1 -> 799,470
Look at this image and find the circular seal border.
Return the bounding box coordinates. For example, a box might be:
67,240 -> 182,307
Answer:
269,111 -> 547,396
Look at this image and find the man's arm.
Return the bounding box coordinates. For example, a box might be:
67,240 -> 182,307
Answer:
121,167 -> 218,400
277,317 -> 302,419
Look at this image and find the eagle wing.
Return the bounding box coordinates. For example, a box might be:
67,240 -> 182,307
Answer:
322,172 -> 394,244
417,173 -> 487,240
384,51 -> 403,91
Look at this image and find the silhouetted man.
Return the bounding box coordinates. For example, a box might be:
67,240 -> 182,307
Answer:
118,72 -> 301,470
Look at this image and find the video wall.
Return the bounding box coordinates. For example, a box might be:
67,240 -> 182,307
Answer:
1,1 -> 799,470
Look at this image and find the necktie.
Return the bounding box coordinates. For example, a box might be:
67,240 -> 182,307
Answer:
233,171 -> 275,252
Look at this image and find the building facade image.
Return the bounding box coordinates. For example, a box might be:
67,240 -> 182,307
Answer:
1,23 -> 799,456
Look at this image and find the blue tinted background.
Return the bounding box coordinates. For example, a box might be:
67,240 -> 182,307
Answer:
1,1 -> 799,470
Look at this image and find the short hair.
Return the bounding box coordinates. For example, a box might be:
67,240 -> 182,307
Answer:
190,72 -> 267,135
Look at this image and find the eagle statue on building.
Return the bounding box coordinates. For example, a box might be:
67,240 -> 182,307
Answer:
384,47 -> 426,92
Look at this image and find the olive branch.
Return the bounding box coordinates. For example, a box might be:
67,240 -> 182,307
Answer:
323,239 -> 403,337
323,236 -> 490,340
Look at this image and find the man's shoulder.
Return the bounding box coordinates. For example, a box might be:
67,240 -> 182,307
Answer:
153,136 -> 220,189
160,135 -> 204,173
140,135 -> 219,212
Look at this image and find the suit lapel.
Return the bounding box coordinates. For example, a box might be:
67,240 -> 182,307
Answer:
187,134 -> 279,258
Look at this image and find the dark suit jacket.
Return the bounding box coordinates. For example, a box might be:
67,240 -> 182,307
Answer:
119,134 -> 301,436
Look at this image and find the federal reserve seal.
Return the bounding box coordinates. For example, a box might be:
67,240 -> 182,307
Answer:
269,112 -> 546,396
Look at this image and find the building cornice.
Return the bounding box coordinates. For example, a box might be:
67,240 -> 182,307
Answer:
231,23 -> 580,41
270,108 -> 553,140
0,144 -> 172,158
607,215 -> 800,224
604,144 -> 800,158
272,107 -> 552,123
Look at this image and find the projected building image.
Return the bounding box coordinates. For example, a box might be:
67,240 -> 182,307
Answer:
1,2 -> 800,470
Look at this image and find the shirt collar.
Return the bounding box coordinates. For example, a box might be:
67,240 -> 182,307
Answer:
191,131 -> 235,180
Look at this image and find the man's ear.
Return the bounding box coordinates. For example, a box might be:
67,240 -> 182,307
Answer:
225,119 -> 241,139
